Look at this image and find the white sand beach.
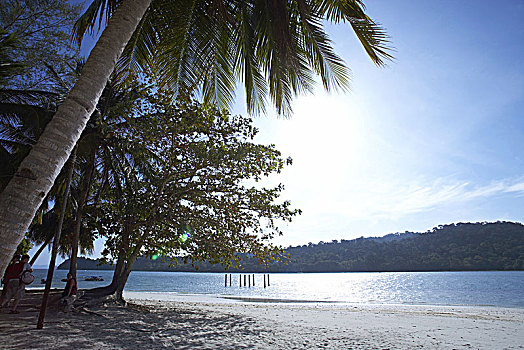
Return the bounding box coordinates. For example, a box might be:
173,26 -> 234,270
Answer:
0,292 -> 523,349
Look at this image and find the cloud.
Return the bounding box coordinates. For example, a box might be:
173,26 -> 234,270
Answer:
320,177 -> 524,221
504,181 -> 524,195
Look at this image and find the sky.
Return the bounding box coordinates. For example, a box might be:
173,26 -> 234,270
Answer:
31,0 -> 524,265
243,0 -> 524,247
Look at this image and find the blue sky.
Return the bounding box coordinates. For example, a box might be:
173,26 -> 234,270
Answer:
31,0 -> 524,265
243,0 -> 524,246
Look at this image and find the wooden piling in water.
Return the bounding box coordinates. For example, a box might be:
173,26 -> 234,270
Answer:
239,274 -> 242,287
244,274 -> 247,287
267,274 -> 270,286
229,274 -> 232,286
248,275 -> 251,287
252,274 -> 255,286
225,274 -> 227,287
263,274 -> 266,288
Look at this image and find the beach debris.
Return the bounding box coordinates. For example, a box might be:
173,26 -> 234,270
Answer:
78,307 -> 108,318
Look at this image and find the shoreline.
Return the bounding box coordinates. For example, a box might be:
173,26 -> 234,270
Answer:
124,290 -> 524,309
1,291 -> 522,349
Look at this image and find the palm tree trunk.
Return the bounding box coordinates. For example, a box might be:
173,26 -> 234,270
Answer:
29,235 -> 53,266
69,147 -> 96,278
0,0 -> 152,278
37,146 -> 76,329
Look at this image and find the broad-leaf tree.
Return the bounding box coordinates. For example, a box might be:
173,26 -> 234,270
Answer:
88,90 -> 299,300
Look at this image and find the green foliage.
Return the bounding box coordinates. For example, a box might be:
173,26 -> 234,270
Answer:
28,208 -> 95,259
0,0 -> 82,191
73,0 -> 392,116
0,28 -> 23,82
275,222 -> 524,272
0,0 -> 81,90
15,236 -> 32,255
0,89 -> 58,191
89,87 -> 300,273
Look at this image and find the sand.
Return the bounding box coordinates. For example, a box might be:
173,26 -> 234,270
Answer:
0,291 -> 522,349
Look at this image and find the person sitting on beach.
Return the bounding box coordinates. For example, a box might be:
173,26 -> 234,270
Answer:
62,273 -> 77,298
0,254 -> 32,314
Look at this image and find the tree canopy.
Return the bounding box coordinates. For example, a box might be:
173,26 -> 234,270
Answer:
0,0 -> 81,90
73,0 -> 393,116
68,85 -> 301,299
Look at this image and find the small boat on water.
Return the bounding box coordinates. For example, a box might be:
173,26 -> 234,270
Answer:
84,276 -> 104,281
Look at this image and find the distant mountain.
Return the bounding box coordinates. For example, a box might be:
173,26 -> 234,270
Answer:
58,221 -> 524,272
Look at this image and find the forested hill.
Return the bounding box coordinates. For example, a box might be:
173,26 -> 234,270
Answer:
275,222 -> 523,272
59,222 -> 524,272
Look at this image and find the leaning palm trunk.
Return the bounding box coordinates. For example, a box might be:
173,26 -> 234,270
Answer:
37,147 -> 77,329
29,235 -> 53,266
69,147 -> 97,278
0,0 -> 152,277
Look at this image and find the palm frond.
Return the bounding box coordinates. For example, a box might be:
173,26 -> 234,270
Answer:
232,1 -> 268,115
0,89 -> 59,107
113,6 -> 158,86
152,0 -> 203,97
72,0 -> 120,48
315,0 -> 393,66
73,0 -> 392,117
0,29 -> 24,80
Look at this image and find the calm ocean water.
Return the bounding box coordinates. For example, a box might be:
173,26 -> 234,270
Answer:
30,270 -> 523,308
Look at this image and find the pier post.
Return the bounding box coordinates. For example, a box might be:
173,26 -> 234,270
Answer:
248,274 -> 251,287
252,274 -> 255,286
263,274 -> 266,288
239,274 -> 242,287
244,274 -> 247,287
267,274 -> 270,286
229,274 -> 232,286
225,274 -> 227,287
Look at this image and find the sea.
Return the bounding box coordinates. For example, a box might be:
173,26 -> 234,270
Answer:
29,270 -> 524,308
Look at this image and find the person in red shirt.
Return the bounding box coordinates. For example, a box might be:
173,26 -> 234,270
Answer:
0,254 -> 32,313
0,255 -> 21,299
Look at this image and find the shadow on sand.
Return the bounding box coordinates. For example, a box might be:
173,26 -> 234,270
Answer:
0,290 -> 271,349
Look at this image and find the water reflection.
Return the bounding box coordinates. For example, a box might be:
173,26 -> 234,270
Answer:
29,270 -> 524,308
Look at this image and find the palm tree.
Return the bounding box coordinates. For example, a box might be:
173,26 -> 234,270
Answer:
0,0 -> 392,276
0,29 -> 23,83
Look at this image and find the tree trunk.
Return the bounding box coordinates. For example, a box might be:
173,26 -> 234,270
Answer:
82,246 -> 138,302
110,240 -> 128,290
0,0 -> 152,278
106,234 -> 144,302
37,147 -> 76,329
83,226 -> 130,299
69,147 -> 97,278
114,246 -> 141,301
29,235 -> 53,266
82,252 -> 137,303
114,264 -> 133,301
